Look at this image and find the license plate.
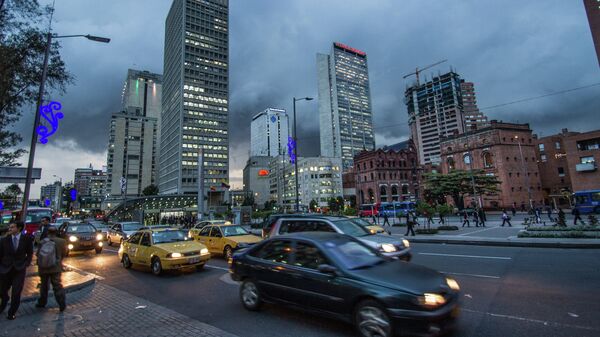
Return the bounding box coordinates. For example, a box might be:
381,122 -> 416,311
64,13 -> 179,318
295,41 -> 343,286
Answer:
82,242 -> 92,247
188,257 -> 200,264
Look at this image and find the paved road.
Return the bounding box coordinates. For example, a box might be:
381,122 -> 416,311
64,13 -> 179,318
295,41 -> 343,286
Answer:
64,243 -> 600,337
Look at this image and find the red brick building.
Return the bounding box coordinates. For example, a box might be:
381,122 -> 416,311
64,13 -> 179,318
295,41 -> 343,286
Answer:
584,0 -> 600,67
354,141 -> 421,205
440,121 -> 544,209
564,129 -> 600,192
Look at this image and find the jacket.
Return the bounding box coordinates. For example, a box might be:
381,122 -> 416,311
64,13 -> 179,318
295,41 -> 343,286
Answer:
37,236 -> 67,275
0,233 -> 34,273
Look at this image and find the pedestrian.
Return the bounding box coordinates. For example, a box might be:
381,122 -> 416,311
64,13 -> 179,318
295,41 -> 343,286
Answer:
572,207 -> 583,226
461,210 -> 470,227
404,214 -> 415,236
437,209 -> 445,225
546,206 -> 553,222
39,216 -> 52,242
0,221 -> 34,320
520,202 -> 526,212
478,208 -> 486,227
36,226 -> 66,312
426,211 -> 434,227
501,209 -> 512,227
534,207 -> 542,224
511,204 -> 517,217
472,209 -> 480,227
382,212 -> 390,227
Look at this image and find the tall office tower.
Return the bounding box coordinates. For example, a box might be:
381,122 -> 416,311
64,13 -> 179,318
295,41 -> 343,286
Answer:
160,0 -> 229,205
584,0 -> 600,67
106,69 -> 162,197
40,181 -> 62,210
460,80 -> 488,131
74,165 -> 106,197
405,71 -> 465,165
318,42 -> 375,171
250,108 -> 289,157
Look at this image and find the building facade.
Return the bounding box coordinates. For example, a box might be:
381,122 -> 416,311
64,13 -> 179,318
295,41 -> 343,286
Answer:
354,141 -> 421,206
40,181 -> 62,210
242,156 -> 271,208
405,71 -> 465,165
74,166 -> 107,197
584,0 -> 600,67
318,42 -> 375,170
460,80 -> 488,131
440,121 -> 544,209
160,0 -> 230,204
563,129 -> 600,192
250,108 -> 289,157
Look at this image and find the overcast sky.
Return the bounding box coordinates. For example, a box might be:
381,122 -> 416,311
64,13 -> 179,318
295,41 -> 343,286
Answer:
11,0 -> 600,198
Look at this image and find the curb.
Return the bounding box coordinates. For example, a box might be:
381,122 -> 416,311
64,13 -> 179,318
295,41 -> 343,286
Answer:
407,237 -> 600,249
21,275 -> 96,303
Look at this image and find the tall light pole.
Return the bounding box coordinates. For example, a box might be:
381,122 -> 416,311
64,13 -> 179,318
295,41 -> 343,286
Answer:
515,135 -> 533,210
292,96 -> 313,212
20,33 -> 110,222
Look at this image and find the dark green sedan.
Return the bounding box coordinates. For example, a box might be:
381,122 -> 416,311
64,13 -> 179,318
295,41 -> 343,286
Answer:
230,232 -> 460,337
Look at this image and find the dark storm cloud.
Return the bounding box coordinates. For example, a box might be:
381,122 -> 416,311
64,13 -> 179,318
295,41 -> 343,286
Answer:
20,0 -> 600,189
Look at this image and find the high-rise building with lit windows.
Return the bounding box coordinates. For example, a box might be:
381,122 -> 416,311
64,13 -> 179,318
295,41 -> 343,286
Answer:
250,108 -> 289,157
160,0 -> 229,204
317,42 -> 375,171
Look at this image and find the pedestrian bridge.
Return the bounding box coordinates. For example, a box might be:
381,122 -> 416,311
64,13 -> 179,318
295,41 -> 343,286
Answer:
105,195 -> 199,221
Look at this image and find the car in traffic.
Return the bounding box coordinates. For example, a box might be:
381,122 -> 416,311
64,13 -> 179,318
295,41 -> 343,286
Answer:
107,221 -> 143,246
88,221 -> 110,240
57,222 -> 104,256
118,227 -> 211,275
188,219 -> 232,237
52,217 -> 73,226
348,217 -> 387,234
190,224 -> 261,259
267,216 -> 411,261
230,232 -> 460,337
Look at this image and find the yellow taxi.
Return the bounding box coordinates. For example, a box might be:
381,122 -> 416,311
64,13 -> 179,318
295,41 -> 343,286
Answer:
118,227 -> 211,275
188,220 -> 231,238
349,217 -> 388,234
189,224 -> 261,259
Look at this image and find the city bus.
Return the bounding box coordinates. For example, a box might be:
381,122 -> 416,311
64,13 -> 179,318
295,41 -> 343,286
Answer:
573,190 -> 600,214
379,201 -> 416,217
358,203 -> 380,217
12,207 -> 54,234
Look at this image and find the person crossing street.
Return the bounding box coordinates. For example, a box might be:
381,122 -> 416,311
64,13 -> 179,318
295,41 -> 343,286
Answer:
461,210 -> 470,227
501,209 -> 512,227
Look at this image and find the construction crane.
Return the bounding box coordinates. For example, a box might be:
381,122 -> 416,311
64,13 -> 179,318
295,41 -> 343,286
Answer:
403,59 -> 447,86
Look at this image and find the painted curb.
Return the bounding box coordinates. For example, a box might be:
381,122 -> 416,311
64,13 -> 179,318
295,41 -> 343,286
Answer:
407,237 -> 600,249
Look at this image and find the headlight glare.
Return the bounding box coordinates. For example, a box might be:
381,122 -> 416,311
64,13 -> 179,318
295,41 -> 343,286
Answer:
96,234 -> 103,241
200,248 -> 209,255
446,277 -> 460,291
381,243 -> 397,253
402,239 -> 410,248
170,252 -> 182,258
69,235 -> 78,242
418,293 -> 446,308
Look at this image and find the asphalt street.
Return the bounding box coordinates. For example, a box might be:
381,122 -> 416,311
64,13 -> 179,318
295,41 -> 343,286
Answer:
61,240 -> 600,337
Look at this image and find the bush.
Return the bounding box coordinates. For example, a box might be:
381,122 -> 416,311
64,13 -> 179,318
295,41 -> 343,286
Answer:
437,225 -> 459,231
343,207 -> 357,216
526,225 -> 600,232
416,228 -> 438,235
588,214 -> 599,226
518,231 -> 599,238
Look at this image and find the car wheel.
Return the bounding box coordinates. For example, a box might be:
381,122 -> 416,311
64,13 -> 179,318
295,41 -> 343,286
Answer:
122,254 -> 132,269
196,264 -> 205,271
107,236 -> 112,246
224,245 -> 233,259
354,299 -> 392,337
95,247 -> 102,254
151,257 -> 163,276
240,279 -> 262,311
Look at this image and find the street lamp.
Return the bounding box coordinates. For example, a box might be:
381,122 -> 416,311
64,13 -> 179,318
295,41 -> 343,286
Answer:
20,32 -> 110,222
515,135 -> 533,210
292,96 -> 313,212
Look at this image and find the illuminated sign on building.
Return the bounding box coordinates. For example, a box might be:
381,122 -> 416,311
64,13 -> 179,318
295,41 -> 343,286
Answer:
287,136 -> 296,164
70,189 -> 77,201
258,169 -> 269,176
44,199 -> 51,207
334,42 -> 366,56
37,101 -> 64,144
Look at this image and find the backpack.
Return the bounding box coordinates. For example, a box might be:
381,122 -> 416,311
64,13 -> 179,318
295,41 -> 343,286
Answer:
37,238 -> 57,269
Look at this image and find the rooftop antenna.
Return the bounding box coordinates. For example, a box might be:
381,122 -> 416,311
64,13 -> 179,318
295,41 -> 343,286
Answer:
403,59 -> 447,86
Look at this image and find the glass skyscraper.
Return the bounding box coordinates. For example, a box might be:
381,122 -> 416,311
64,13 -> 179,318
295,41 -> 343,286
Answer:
317,42 -> 375,171
160,0 -> 229,202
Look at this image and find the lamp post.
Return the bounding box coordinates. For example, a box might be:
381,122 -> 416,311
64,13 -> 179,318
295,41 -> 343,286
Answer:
515,135 -> 533,210
20,33 -> 110,222
292,96 -> 313,212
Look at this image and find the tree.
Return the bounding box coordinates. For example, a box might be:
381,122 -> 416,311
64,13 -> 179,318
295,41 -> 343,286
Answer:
3,183 -> 21,203
423,170 -> 501,209
309,199 -> 318,212
416,201 -> 436,229
242,194 -> 255,207
263,200 -> 276,211
327,196 -> 344,214
142,184 -> 159,196
0,0 -> 72,166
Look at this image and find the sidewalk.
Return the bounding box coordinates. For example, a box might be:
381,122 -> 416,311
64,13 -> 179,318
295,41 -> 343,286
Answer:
401,234 -> 600,248
21,266 -> 96,303
0,282 -> 239,337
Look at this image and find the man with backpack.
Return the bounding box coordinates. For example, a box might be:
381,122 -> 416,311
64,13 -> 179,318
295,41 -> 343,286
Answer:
36,226 -> 66,312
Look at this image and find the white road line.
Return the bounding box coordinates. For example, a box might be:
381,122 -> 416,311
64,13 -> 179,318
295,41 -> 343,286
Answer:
205,265 -> 229,271
63,263 -> 105,280
103,248 -> 118,254
462,308 -> 600,332
418,252 -> 512,260
439,271 -> 500,279
458,225 -> 500,236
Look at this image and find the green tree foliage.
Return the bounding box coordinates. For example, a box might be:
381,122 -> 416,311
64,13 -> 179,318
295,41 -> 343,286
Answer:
263,200 -> 276,211
327,196 -> 344,214
423,170 -> 501,209
242,194 -> 255,207
142,184 -> 159,196
0,0 -> 72,166
309,199 -> 318,212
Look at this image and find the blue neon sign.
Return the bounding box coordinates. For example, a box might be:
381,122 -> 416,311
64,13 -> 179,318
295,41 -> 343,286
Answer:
287,136 -> 296,164
44,199 -> 51,207
0,200 -> 3,210
37,101 -> 64,144
70,189 -> 77,201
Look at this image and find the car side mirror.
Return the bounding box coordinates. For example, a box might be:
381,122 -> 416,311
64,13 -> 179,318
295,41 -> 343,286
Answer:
317,264 -> 338,275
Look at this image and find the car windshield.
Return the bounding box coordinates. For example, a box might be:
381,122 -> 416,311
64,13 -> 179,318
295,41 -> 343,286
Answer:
350,218 -> 373,228
66,224 -> 96,233
152,230 -> 189,244
25,210 -> 53,223
123,223 -> 141,231
325,240 -> 385,270
91,223 -> 108,229
222,225 -> 249,237
55,218 -> 72,224
331,219 -> 371,237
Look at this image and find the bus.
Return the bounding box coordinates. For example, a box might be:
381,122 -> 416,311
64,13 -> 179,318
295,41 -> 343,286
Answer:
358,203 -> 380,217
379,201 -> 416,217
573,190 -> 600,214
12,207 -> 54,234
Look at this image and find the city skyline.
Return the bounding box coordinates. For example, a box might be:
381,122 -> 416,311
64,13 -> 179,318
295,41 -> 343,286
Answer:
10,0 -> 600,198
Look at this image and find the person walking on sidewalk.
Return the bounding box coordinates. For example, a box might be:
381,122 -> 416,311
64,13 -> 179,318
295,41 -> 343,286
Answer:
534,207 -> 542,224
511,203 -> 517,217
36,227 -> 67,312
461,210 -> 470,227
39,216 -> 52,242
472,209 -> 480,227
382,212 -> 390,227
404,214 -> 416,236
501,210 -> 512,227
0,221 -> 33,320
572,207 -> 584,226
546,206 -> 553,222
478,208 -> 487,227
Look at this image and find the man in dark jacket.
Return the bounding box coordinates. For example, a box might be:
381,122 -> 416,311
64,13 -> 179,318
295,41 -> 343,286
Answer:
0,221 -> 34,320
36,226 -> 67,311
38,216 -> 52,241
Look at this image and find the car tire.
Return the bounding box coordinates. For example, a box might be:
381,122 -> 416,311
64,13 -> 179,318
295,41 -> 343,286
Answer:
196,264 -> 205,271
354,299 -> 393,337
107,236 -> 113,246
151,257 -> 163,276
95,248 -> 102,254
224,245 -> 233,259
122,254 -> 132,269
240,279 -> 262,311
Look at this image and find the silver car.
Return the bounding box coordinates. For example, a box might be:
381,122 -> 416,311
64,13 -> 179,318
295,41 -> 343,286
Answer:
107,222 -> 142,246
268,216 -> 412,261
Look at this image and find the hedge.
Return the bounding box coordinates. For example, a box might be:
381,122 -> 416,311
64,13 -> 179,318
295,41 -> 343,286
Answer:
415,228 -> 439,235
526,226 -> 600,232
518,231 -> 600,238
437,225 -> 459,231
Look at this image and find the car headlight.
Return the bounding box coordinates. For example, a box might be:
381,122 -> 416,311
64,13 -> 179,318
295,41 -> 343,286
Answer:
67,244 -> 74,250
370,229 -> 377,234
381,243 -> 397,253
200,248 -> 209,255
402,239 -> 410,248
446,277 -> 460,291
96,234 -> 103,241
69,235 -> 78,242
169,252 -> 182,258
418,293 -> 446,308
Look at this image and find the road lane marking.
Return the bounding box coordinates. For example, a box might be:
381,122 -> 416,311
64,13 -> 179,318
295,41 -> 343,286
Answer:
463,308 -> 600,332
219,273 -> 239,285
64,263 -> 106,280
418,252 -> 511,260
439,271 -> 500,279
205,265 -> 229,271
458,225 -> 500,236
103,248 -> 118,254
